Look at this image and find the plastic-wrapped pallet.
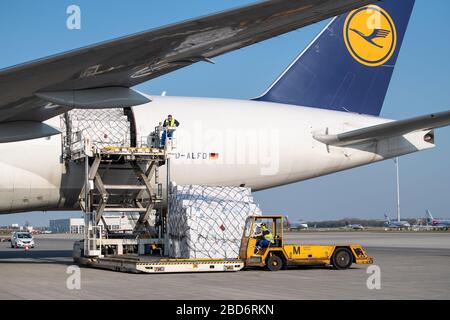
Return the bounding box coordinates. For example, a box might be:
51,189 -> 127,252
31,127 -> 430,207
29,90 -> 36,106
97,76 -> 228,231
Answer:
61,108 -> 131,149
168,185 -> 261,259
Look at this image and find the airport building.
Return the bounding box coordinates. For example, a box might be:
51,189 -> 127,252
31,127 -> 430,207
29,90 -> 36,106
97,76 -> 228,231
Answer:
49,218 -> 84,234
49,215 -> 138,234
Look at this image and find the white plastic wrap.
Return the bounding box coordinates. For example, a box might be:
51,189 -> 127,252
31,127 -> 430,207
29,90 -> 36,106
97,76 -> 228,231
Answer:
62,108 -> 131,149
168,185 -> 261,259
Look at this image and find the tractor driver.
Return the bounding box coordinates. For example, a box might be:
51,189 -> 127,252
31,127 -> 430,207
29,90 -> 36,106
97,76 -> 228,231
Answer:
255,223 -> 274,252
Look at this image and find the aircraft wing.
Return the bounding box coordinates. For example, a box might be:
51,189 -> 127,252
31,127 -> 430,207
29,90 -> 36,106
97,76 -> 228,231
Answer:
314,110 -> 450,146
0,0 -> 376,125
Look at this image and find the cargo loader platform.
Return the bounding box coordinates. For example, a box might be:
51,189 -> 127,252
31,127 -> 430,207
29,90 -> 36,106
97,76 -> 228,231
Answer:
75,253 -> 244,274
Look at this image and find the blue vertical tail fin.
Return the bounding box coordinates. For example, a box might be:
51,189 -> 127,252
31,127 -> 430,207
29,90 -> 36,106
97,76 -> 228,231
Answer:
254,0 -> 415,116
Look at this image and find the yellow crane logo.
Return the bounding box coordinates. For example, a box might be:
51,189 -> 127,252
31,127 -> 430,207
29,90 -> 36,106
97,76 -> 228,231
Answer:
343,5 -> 397,67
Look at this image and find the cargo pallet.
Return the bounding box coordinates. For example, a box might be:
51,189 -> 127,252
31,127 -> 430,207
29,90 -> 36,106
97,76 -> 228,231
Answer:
74,253 -> 244,274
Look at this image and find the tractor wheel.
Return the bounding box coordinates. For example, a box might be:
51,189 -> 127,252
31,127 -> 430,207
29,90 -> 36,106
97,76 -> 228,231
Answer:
332,248 -> 353,270
267,255 -> 283,271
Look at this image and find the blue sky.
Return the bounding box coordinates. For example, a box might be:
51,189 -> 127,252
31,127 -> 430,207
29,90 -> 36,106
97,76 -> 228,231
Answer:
1,0 -> 449,226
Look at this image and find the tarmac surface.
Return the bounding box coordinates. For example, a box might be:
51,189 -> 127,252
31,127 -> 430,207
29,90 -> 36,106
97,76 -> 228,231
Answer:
0,232 -> 449,300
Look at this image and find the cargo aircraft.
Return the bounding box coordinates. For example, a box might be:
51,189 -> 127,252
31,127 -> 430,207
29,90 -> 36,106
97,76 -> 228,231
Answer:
426,210 -> 450,229
384,214 -> 411,229
1,0 -> 449,215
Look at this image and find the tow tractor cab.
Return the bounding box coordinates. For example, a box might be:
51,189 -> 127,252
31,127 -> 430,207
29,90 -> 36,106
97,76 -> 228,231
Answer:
240,215 -> 373,271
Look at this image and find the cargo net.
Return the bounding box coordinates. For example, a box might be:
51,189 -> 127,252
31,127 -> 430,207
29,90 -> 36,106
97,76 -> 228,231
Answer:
61,108 -> 131,151
168,185 -> 261,259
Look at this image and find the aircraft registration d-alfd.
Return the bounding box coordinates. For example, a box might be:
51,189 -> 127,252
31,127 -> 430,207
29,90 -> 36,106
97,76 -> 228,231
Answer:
0,0 -> 449,214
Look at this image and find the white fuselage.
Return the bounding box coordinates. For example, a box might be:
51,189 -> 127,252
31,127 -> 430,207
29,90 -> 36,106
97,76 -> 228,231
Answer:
0,95 -> 434,214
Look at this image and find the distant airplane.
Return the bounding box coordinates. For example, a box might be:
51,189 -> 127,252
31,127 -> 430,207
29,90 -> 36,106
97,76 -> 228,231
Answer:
284,216 -> 308,231
345,224 -> 365,230
426,210 -> 450,229
384,214 -> 411,229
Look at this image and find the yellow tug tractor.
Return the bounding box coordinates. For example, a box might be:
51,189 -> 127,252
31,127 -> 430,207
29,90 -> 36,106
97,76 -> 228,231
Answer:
240,215 -> 373,271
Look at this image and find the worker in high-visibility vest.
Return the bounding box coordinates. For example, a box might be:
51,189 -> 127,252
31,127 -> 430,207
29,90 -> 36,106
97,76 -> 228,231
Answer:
161,114 -> 180,147
255,223 -> 274,252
